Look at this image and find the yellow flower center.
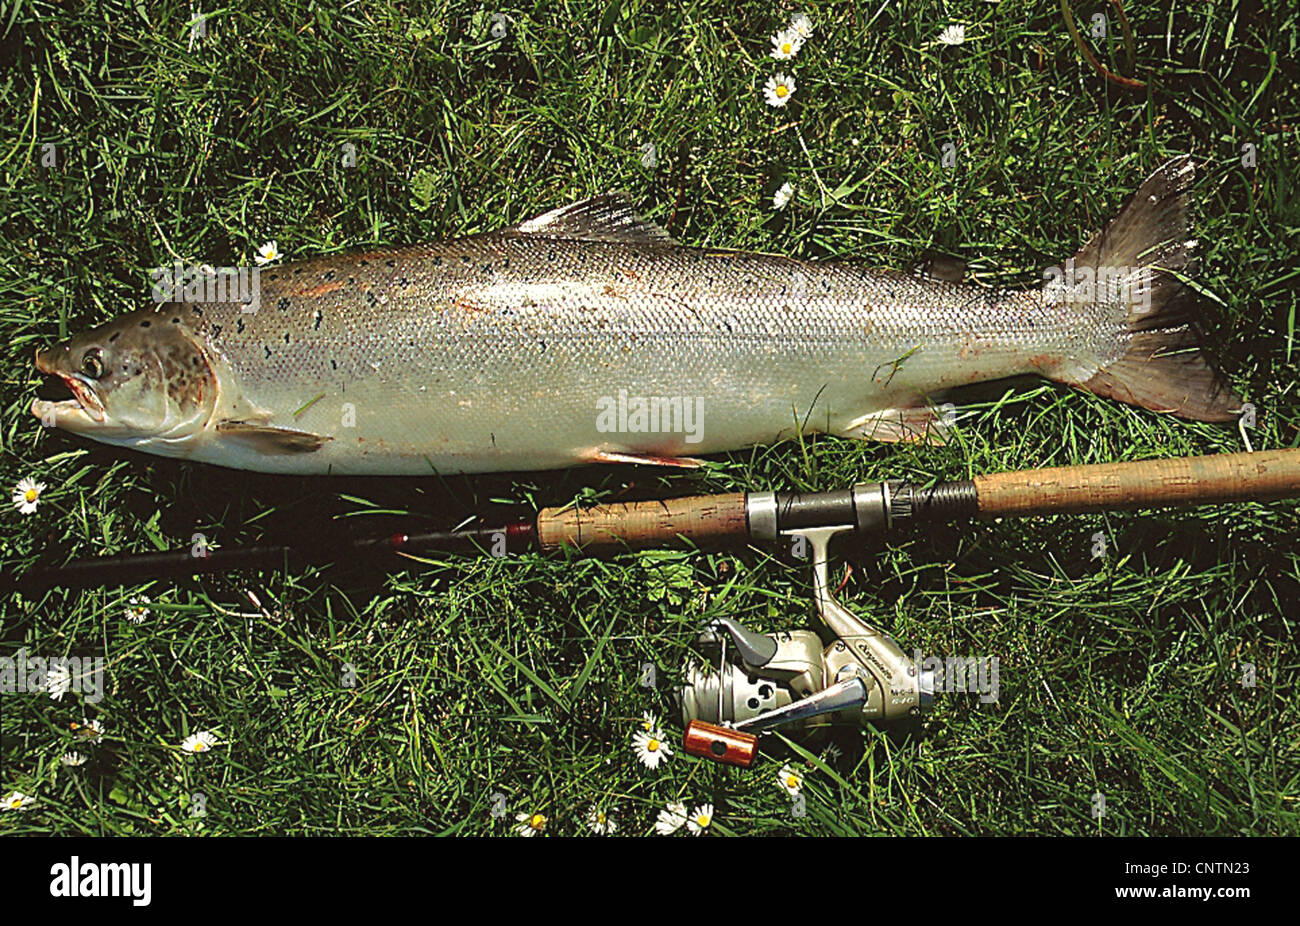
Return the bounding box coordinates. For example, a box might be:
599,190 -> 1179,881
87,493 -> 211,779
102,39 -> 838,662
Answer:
787,775 -> 800,788
781,42 -> 792,54
530,814 -> 545,829
647,738 -> 659,752
23,489 -> 38,502
596,813 -> 605,824
696,814 -> 711,827
193,742 -> 205,752
776,85 -> 789,98
9,798 -> 19,808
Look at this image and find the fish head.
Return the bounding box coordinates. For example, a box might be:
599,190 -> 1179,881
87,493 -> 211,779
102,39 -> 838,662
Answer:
31,307 -> 219,453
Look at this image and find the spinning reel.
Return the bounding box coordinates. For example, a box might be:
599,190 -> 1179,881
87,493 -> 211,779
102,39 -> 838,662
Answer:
679,504 -> 937,768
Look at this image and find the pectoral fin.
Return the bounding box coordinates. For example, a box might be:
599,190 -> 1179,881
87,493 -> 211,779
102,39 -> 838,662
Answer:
216,419 -> 332,454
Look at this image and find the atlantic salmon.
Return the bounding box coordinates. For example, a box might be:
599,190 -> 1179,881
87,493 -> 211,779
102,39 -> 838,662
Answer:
31,157 -> 1240,475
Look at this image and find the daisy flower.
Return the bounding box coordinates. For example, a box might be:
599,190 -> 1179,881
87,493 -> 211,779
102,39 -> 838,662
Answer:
777,763 -> 804,796
686,802 -> 714,835
180,731 -> 218,754
124,595 -> 151,624
631,728 -> 673,770
2,792 -> 34,811
655,801 -> 688,835
790,12 -> 813,39
937,24 -> 966,46
763,73 -> 796,108
773,182 -> 794,210
639,711 -> 660,733
769,28 -> 803,60
12,477 -> 46,515
46,664 -> 71,701
61,752 -> 87,768
71,718 -> 104,745
254,241 -> 281,265
586,806 -> 616,835
515,811 -> 546,836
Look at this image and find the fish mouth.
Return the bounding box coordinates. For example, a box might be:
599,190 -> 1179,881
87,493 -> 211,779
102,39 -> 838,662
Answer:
31,348 -> 106,424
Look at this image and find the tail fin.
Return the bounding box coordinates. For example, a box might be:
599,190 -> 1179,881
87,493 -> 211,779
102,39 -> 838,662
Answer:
1046,156 -> 1242,421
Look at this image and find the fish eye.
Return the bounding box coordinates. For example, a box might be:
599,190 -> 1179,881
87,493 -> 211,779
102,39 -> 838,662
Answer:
81,348 -> 104,379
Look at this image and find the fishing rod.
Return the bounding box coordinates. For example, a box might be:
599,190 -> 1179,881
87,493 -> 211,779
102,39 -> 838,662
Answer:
13,447 -> 1298,593
8,448 -> 1300,765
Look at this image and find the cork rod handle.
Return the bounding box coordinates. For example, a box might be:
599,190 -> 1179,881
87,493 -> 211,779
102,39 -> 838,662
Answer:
537,492 -> 749,552
975,448 -> 1300,518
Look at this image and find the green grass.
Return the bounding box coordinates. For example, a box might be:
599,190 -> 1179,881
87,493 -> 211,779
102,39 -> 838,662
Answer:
2,0 -> 1297,836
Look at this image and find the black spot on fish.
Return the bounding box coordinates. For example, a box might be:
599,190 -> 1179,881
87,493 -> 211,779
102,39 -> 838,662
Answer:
140,320 -> 150,328
313,310 -> 323,329
331,359 -> 337,370
501,258 -> 510,269
546,249 -> 556,261
460,255 -> 471,265
211,324 -> 222,337
347,276 -> 356,285
323,269 -> 336,281
172,316 -> 180,324
365,292 -> 378,307
236,318 -> 245,333
191,305 -> 203,316
481,263 -> 493,274
264,346 -> 272,359
267,273 -> 278,281
538,339 -> 547,351
109,332 -> 120,342
431,256 -> 442,267
294,268 -> 304,275
397,276 -> 410,287
385,259 -> 396,268
278,297 -> 291,311
283,332 -> 291,343
359,259 -> 369,267
191,356 -> 202,367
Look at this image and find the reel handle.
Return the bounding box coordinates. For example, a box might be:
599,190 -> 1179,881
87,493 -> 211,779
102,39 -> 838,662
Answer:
683,721 -> 759,768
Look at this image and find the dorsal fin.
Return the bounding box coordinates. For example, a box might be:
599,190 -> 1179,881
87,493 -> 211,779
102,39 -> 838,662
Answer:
505,194 -> 676,244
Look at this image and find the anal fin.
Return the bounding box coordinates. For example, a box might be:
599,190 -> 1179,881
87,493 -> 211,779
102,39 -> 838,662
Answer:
840,404 -> 952,445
